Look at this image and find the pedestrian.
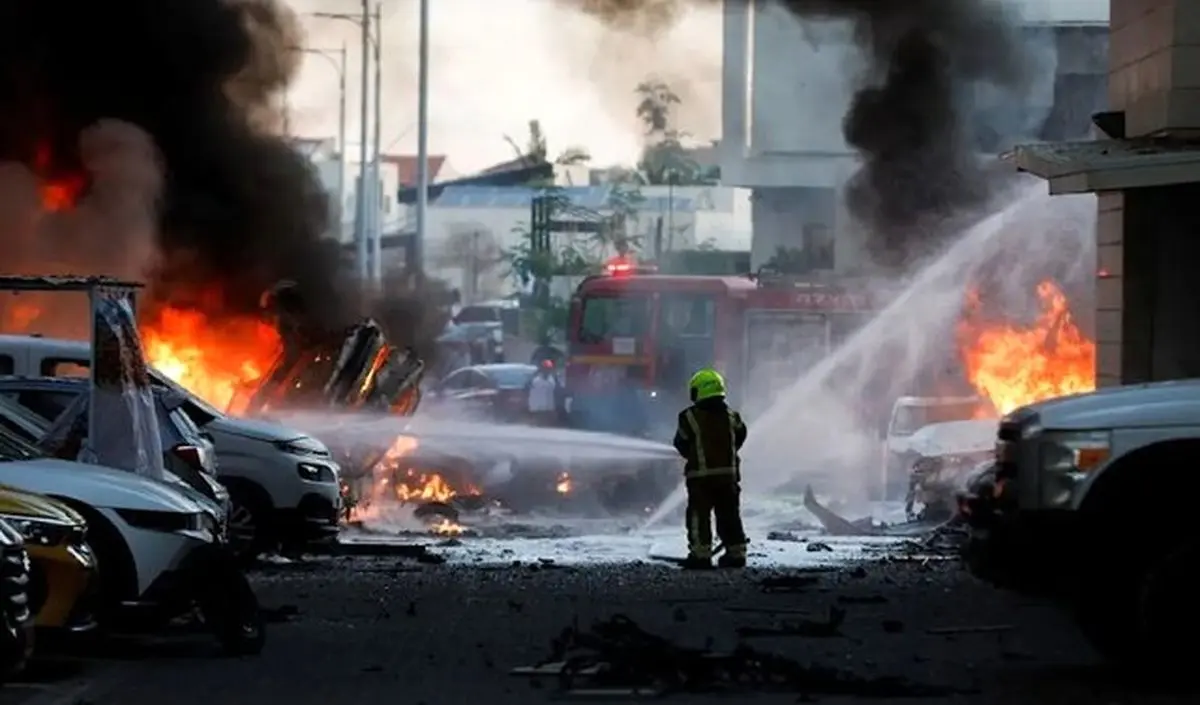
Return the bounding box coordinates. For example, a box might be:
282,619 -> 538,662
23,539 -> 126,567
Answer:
527,359 -> 559,426
672,368 -> 749,569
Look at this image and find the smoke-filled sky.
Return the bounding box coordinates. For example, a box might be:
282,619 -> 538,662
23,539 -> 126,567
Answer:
284,0 -> 723,173
285,0 -> 1106,176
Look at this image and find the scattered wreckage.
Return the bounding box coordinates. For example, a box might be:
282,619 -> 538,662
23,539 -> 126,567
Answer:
961,382 -> 1200,676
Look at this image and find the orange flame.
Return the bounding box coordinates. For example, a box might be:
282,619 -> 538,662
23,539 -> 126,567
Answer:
957,280 -> 1095,415
140,306 -> 282,414
33,142 -> 86,212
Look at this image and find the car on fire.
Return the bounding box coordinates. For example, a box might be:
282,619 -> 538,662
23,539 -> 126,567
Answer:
0,422 -> 263,654
0,334 -> 342,561
0,485 -> 97,633
899,419 -> 996,521
882,396 -> 993,501
961,380 -> 1200,675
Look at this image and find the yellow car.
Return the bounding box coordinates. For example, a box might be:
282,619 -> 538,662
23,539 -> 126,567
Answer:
0,487 -> 96,632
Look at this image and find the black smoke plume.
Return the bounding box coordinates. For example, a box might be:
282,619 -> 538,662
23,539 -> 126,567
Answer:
0,0 -> 348,327
571,0 -> 1029,268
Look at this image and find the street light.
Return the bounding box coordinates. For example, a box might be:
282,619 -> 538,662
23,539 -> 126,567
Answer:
414,0 -> 430,277
290,45 -> 348,243
307,7 -> 378,285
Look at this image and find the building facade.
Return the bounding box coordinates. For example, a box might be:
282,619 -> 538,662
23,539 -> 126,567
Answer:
720,0 -> 1110,271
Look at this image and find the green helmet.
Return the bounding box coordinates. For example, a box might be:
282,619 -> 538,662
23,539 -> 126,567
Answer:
689,368 -> 727,402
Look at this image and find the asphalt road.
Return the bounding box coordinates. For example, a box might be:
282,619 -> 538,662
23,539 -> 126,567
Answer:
2,552 -> 1194,705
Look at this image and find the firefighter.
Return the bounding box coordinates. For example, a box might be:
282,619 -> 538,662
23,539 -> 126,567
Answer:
673,368 -> 749,569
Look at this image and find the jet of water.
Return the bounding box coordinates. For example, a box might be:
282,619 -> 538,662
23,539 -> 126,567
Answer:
641,184 -> 1096,530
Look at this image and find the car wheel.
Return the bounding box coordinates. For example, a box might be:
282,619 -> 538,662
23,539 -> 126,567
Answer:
1130,538 -> 1199,678
225,485 -> 273,564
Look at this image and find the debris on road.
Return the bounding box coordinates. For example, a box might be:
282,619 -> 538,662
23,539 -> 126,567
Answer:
511,614 -> 958,698
758,574 -> 822,593
926,624 -> 1014,636
736,606 -> 846,638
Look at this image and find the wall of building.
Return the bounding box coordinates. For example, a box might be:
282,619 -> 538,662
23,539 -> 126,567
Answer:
1097,185 -> 1200,385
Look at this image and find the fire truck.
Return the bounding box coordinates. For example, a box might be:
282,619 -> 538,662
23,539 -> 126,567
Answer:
564,260 -> 877,439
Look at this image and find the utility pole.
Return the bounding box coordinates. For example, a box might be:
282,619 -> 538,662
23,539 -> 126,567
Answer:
356,0 -> 371,283
335,42 -> 347,246
414,0 -> 430,276
370,1 -> 384,286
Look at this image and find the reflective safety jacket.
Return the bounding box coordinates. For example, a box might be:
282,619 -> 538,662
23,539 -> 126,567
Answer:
672,397 -> 748,479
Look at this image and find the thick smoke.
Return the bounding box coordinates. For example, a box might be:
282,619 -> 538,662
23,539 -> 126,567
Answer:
573,0 -> 1030,267
0,0 -> 347,328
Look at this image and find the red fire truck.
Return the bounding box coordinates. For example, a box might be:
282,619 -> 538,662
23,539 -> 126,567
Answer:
564,262 -> 876,438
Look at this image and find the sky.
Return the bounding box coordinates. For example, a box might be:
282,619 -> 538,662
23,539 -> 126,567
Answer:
283,0 -> 723,174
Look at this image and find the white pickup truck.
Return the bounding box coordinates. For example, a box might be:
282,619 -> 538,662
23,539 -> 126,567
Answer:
962,380 -> 1200,674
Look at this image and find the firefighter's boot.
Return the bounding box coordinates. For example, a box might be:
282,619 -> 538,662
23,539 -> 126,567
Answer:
717,544 -> 747,569
681,555 -> 713,570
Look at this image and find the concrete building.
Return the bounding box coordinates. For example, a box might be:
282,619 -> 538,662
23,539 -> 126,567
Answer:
1012,0 -> 1200,387
720,0 -> 1110,271
422,184 -> 752,300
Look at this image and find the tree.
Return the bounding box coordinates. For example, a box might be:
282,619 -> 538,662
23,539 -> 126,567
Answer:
502,119 -> 591,174
632,79 -> 712,186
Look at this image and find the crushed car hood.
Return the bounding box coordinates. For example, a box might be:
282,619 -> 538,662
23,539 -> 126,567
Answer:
209,416 -> 306,443
908,420 -> 998,458
1021,379 -> 1200,430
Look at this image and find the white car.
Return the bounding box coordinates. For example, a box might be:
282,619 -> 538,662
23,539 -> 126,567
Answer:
0,424 -> 263,654
0,335 -> 342,559
881,395 -> 992,499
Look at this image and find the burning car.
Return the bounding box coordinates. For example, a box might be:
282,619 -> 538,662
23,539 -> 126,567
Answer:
901,419 -> 997,521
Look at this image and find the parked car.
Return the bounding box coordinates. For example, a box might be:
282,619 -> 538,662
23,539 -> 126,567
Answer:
425,363 -> 539,421
0,376 -> 228,510
0,486 -> 96,632
0,423 -> 263,654
0,390 -> 228,540
0,335 -> 341,560
0,517 -> 33,683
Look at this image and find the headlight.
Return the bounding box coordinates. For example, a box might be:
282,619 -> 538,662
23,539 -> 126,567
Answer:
297,462 -> 337,483
1038,430 -> 1111,507
115,509 -> 207,534
275,437 -> 330,458
0,514 -> 80,547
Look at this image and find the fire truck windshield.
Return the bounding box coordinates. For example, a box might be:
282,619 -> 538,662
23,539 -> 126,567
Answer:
578,294 -> 650,344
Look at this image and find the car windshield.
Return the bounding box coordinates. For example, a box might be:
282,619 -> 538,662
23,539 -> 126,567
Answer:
0,423 -> 40,461
577,295 -> 650,344
486,366 -> 536,388
891,401 -> 981,436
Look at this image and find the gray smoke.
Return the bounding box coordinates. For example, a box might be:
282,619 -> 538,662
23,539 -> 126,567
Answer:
571,0 -> 1031,268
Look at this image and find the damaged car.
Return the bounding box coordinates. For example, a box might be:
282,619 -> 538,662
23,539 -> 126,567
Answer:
961,381 -> 1200,674
901,419 -> 997,522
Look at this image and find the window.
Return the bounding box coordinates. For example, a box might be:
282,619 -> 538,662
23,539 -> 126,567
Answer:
0,355 -> 12,375
578,295 -> 650,344
40,358 -> 89,378
440,371 -> 473,391
17,391 -> 78,423
659,295 -> 715,338
486,367 -> 536,389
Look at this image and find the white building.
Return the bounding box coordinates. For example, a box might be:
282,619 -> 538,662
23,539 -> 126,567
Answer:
720,0 -> 1110,271
422,184 -> 752,300
290,137 -> 454,273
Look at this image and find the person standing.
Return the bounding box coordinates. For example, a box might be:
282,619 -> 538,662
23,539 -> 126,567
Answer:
527,359 -> 559,426
672,368 -> 749,569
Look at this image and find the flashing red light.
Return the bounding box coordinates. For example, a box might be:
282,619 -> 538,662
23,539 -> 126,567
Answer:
605,261 -> 633,275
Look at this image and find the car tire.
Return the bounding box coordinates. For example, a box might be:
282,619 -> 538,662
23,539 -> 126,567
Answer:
57,502 -> 135,629
1130,538 -> 1199,679
224,483 -> 274,564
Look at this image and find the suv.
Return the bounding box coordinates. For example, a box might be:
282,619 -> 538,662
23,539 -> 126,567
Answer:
962,381 -> 1200,673
0,335 -> 341,560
